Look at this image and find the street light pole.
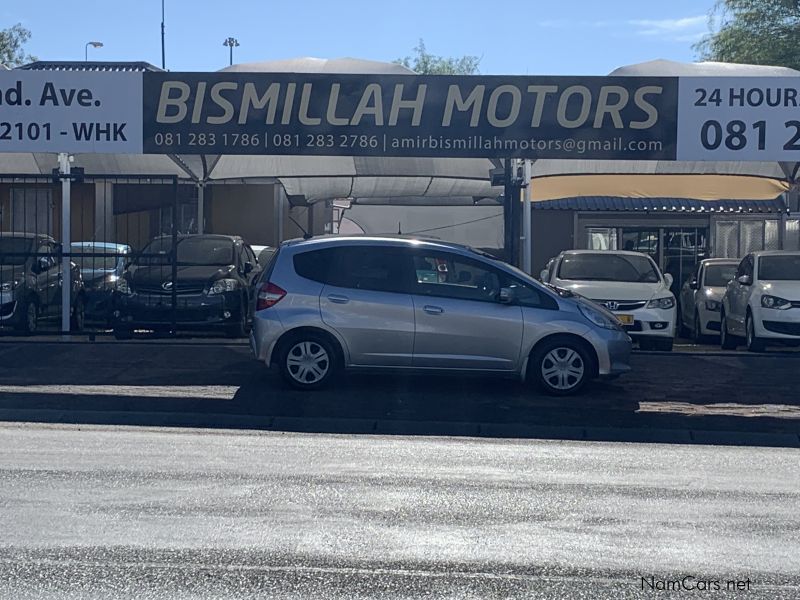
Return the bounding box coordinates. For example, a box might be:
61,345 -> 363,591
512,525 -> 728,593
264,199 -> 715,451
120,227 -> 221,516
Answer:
223,37 -> 240,66
161,0 -> 166,69
84,41 -> 103,61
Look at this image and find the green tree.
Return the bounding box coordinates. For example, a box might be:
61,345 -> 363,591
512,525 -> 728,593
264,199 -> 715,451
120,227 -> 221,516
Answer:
395,39 -> 480,75
695,0 -> 800,70
0,23 -> 36,68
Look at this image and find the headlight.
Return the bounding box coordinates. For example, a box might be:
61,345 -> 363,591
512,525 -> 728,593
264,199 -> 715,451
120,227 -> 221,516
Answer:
104,274 -> 120,285
0,280 -> 19,293
647,296 -> 675,309
578,302 -> 621,330
705,300 -> 721,311
207,278 -> 239,295
116,278 -> 133,295
761,295 -> 791,310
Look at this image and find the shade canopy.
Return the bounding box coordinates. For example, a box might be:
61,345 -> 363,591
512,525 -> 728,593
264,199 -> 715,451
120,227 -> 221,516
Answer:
530,59 -> 800,202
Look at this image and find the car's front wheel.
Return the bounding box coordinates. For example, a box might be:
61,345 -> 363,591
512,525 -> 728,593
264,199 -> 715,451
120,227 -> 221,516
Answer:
15,298 -> 37,335
745,312 -> 766,352
278,333 -> 338,390
720,310 -> 738,350
531,338 -> 592,396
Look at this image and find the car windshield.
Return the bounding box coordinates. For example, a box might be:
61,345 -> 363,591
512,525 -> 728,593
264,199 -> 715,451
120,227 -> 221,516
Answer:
704,264 -> 737,287
0,238 -> 33,266
558,253 -> 660,283
70,247 -> 121,271
136,237 -> 235,266
759,255 -> 800,281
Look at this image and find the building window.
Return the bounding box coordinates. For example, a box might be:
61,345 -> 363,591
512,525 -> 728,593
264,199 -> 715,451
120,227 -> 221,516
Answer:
586,227 -> 617,250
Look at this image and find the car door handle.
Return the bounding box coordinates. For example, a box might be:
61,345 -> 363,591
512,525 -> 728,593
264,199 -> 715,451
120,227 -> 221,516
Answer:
327,294 -> 350,304
423,305 -> 444,314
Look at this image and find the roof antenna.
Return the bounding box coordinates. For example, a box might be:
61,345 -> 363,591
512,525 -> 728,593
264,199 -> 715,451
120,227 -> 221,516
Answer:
397,221 -> 402,235
288,214 -> 313,239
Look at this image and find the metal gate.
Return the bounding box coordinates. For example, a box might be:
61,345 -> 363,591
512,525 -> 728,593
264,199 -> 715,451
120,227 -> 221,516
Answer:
0,174 -> 180,336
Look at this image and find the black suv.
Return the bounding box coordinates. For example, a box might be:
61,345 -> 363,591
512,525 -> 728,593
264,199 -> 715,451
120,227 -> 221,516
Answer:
113,234 -> 262,338
0,232 -> 85,334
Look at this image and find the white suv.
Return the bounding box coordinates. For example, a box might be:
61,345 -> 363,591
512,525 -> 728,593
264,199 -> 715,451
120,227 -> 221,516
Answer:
720,251 -> 800,352
541,250 -> 676,351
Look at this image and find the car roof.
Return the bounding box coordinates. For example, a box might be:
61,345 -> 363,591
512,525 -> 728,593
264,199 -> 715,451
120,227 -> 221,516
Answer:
559,249 -> 653,258
0,232 -> 54,241
283,235 -> 479,254
71,241 -> 131,252
151,234 -> 242,242
700,258 -> 739,265
749,250 -> 800,257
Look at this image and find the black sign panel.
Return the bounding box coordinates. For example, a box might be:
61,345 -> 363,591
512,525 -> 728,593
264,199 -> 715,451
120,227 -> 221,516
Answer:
143,73 -> 678,159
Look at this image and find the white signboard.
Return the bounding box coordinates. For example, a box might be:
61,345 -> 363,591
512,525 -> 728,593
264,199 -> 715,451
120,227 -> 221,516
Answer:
677,77 -> 800,161
0,71 -> 142,154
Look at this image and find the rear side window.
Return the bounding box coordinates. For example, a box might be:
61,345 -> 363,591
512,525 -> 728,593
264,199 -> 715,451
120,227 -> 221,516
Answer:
332,247 -> 410,293
293,248 -> 337,284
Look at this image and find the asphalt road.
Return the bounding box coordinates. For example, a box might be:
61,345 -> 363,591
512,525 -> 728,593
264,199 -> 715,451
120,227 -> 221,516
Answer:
0,341 -> 799,446
0,423 -> 798,599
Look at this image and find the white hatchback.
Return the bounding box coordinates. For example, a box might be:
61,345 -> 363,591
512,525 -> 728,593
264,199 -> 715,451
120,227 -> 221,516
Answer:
541,250 -> 676,351
721,251 -> 800,352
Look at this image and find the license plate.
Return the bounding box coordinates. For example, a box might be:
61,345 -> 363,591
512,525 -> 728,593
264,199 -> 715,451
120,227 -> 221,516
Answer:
616,314 -> 634,325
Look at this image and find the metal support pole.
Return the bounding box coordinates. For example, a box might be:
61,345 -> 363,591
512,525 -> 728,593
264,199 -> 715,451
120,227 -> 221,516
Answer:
161,0 -> 166,70
58,153 -> 71,335
522,159 -> 532,274
197,182 -> 204,234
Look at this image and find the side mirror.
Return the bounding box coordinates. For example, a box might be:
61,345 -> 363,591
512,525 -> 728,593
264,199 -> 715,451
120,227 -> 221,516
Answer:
539,269 -> 549,282
499,287 -> 517,304
664,273 -> 673,288
689,278 -> 699,290
243,261 -> 254,275
737,274 -> 752,286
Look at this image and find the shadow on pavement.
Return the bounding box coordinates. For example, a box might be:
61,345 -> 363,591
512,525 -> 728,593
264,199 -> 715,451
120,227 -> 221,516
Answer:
0,341 -> 798,448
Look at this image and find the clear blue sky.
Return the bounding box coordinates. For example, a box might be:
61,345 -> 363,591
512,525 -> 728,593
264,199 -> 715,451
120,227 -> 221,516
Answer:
7,0 -> 716,74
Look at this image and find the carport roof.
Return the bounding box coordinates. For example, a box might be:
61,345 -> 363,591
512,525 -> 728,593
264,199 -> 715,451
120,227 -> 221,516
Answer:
531,196 -> 788,213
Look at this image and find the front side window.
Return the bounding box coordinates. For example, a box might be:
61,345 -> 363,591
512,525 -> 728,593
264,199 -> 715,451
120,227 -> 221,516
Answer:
758,255 -> 800,281
557,253 -> 660,283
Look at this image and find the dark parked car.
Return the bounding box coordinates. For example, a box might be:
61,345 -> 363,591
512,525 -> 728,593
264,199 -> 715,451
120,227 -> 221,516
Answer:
113,234 -> 262,338
0,232 -> 85,334
71,242 -> 132,324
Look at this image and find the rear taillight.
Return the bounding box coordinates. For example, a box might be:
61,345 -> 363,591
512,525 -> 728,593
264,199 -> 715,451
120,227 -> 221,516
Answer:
256,282 -> 286,310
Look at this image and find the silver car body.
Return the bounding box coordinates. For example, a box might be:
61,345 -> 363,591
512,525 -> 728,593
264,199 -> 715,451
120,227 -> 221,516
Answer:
251,237 -> 631,380
678,258 -> 738,337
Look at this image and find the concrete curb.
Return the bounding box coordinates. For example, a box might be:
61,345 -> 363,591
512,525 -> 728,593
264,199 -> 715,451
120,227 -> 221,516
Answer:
1,408 -> 798,448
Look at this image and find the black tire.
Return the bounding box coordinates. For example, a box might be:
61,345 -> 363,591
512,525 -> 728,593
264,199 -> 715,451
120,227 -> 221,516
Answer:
720,310 -> 737,350
225,298 -> 250,338
530,337 -> 593,396
15,297 -> 37,335
278,332 -> 338,390
676,306 -> 689,338
691,311 -> 705,344
70,296 -> 85,332
745,312 -> 766,353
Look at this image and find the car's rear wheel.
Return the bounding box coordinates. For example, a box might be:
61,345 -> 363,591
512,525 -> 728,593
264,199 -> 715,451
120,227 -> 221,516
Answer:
720,310 -> 737,350
745,312 -> 766,352
531,339 -> 592,396
279,333 -> 337,390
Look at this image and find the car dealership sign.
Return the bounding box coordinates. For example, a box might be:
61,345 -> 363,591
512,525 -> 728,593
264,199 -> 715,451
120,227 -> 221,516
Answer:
2,70 -> 800,161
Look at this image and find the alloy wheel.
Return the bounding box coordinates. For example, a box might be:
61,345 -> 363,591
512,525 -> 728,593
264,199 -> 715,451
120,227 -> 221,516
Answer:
286,341 -> 330,385
540,347 -> 585,391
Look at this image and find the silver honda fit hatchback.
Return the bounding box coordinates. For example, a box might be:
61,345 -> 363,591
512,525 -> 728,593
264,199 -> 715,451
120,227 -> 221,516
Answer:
250,237 -> 631,395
